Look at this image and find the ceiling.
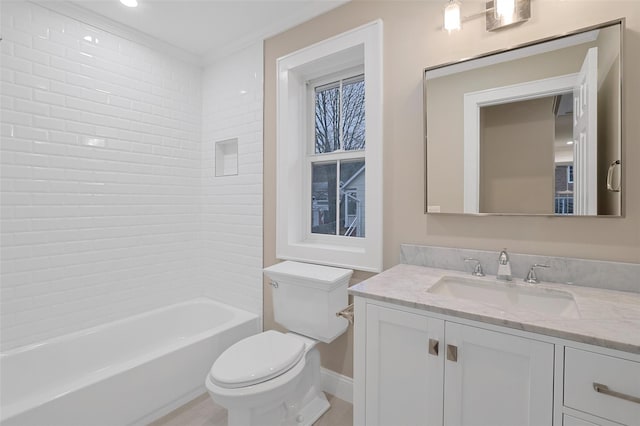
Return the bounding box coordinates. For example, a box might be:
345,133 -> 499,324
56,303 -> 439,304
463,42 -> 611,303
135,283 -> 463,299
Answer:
67,0 -> 349,63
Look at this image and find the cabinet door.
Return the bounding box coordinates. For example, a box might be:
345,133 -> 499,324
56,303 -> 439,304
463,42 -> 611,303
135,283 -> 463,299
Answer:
443,322 -> 554,426
365,304 -> 445,426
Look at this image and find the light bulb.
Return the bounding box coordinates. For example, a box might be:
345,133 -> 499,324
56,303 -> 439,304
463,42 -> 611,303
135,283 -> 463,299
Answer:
120,0 -> 138,8
444,1 -> 461,33
495,0 -> 515,23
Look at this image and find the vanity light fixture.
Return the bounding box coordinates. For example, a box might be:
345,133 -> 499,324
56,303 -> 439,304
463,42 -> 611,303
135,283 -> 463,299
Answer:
443,0 -> 529,34
120,0 -> 138,8
443,0 -> 462,33
486,0 -> 530,31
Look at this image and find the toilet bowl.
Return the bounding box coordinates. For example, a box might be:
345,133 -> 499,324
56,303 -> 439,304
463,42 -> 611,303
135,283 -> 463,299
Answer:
205,261 -> 353,426
205,331 -> 328,426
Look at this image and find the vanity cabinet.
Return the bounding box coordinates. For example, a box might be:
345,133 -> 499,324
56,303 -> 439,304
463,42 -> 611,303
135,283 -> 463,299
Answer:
361,302 -> 554,426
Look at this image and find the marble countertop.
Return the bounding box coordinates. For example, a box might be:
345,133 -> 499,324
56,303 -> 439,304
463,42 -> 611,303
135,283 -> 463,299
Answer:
349,264 -> 640,354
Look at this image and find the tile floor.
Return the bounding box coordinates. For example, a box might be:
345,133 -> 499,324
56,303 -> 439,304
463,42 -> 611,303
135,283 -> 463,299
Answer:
149,393 -> 353,426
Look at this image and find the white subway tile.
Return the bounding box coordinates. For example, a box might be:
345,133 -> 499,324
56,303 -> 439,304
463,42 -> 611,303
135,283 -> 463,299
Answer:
1,82 -> 32,100
13,125 -> 48,141
13,152 -> 49,167
33,116 -> 65,131
50,80 -> 84,98
2,68 -> 16,84
50,106 -> 82,121
33,89 -> 65,106
31,166 -> 66,180
1,55 -> 33,73
1,39 -> 15,56
65,72 -> 95,89
33,141 -> 68,155
81,88 -> 109,104
2,28 -> 33,47
65,121 -> 95,135
49,28 -> 80,49
1,95 -> 14,110
13,44 -> 49,65
32,37 -> 67,57
13,178 -> 50,193
32,63 -> 66,82
14,98 -> 49,116
49,131 -> 78,145
1,110 -> 33,126
14,72 -> 49,90
0,138 -> 33,153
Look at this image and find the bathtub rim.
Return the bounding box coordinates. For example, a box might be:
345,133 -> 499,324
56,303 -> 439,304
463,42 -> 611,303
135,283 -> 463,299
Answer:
0,297 -> 259,422
0,297 -> 257,357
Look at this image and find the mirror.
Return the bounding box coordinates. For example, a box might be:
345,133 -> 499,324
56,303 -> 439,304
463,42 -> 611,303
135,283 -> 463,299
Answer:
425,20 -> 623,216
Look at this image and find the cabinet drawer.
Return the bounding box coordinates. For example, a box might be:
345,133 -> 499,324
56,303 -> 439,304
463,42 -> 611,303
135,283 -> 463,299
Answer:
564,347 -> 640,425
563,414 -> 599,426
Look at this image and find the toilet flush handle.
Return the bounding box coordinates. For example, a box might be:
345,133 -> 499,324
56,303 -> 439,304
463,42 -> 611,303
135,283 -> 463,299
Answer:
336,303 -> 354,325
270,281 -> 279,288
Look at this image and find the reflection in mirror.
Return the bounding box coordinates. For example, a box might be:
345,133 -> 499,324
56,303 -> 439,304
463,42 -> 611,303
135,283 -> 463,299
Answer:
425,21 -> 622,216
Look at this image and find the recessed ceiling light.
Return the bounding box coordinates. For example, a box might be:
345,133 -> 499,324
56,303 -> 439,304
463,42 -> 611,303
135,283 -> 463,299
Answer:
120,0 -> 138,8
566,140 -> 574,145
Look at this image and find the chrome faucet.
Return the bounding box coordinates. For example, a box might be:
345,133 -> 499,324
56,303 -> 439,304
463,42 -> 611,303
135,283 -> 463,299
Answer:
524,264 -> 550,284
464,258 -> 485,277
496,248 -> 512,281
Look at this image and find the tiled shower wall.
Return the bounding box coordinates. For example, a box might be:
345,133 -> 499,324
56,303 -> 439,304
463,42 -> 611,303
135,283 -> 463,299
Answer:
1,2 -> 263,350
201,43 -> 263,316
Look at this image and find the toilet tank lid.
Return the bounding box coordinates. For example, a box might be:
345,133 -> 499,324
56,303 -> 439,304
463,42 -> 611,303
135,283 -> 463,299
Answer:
264,261 -> 353,286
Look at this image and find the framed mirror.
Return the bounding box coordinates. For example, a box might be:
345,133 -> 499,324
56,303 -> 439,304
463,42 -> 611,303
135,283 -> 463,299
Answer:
424,20 -> 623,216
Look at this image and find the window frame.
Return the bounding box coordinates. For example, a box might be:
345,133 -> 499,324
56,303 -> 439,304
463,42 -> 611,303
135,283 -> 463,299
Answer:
275,20 -> 383,272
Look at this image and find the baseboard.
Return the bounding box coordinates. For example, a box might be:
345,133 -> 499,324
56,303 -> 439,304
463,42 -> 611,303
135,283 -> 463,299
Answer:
320,367 -> 353,404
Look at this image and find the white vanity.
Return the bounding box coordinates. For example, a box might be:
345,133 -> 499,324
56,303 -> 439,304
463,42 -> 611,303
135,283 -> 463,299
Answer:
350,264 -> 640,426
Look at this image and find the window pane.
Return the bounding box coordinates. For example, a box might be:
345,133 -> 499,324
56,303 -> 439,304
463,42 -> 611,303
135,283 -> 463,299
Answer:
340,160 -> 365,237
342,76 -> 365,151
315,83 -> 340,154
312,162 -> 337,235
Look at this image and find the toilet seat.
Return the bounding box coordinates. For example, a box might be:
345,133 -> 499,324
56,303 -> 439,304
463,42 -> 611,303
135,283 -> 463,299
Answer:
209,330 -> 305,389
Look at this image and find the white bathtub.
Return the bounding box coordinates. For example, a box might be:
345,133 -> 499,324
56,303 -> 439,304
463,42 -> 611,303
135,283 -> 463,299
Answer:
0,298 -> 259,426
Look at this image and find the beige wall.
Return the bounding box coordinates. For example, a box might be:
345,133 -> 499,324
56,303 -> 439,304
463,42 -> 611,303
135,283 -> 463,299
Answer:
264,1 -> 640,378
479,98 -> 555,214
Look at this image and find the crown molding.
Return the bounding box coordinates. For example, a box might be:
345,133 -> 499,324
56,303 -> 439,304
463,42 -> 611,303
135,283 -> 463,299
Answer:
30,1 -> 203,68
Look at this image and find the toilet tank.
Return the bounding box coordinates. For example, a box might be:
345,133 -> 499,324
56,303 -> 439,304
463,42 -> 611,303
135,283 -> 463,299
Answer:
264,261 -> 353,343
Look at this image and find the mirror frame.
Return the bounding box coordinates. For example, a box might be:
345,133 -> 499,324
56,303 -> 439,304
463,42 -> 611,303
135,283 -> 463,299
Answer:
423,18 -> 625,217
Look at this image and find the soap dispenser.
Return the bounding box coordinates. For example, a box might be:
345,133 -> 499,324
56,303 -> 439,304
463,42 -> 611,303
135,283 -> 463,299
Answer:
497,248 -> 512,281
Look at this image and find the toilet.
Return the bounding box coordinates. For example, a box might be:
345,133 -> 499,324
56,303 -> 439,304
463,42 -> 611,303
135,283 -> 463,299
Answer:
205,261 -> 353,426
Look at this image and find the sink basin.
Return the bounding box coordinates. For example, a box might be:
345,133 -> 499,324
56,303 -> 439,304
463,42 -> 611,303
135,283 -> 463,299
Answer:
428,276 -> 580,318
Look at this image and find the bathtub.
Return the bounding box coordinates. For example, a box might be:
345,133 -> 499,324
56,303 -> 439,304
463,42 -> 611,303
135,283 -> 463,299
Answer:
0,298 -> 259,426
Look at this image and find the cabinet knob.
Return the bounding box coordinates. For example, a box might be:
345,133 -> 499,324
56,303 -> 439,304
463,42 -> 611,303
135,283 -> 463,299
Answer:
447,344 -> 458,362
428,338 -> 439,356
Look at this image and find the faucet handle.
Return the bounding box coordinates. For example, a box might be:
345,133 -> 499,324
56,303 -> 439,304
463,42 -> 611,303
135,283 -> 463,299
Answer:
524,264 -> 550,284
498,248 -> 510,265
464,258 -> 485,277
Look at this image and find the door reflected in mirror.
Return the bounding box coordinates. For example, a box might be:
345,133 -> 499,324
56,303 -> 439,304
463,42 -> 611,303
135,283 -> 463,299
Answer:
425,20 -> 622,216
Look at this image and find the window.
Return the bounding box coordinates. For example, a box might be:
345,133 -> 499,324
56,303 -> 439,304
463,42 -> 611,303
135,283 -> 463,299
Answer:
276,21 -> 383,272
310,73 -> 366,238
